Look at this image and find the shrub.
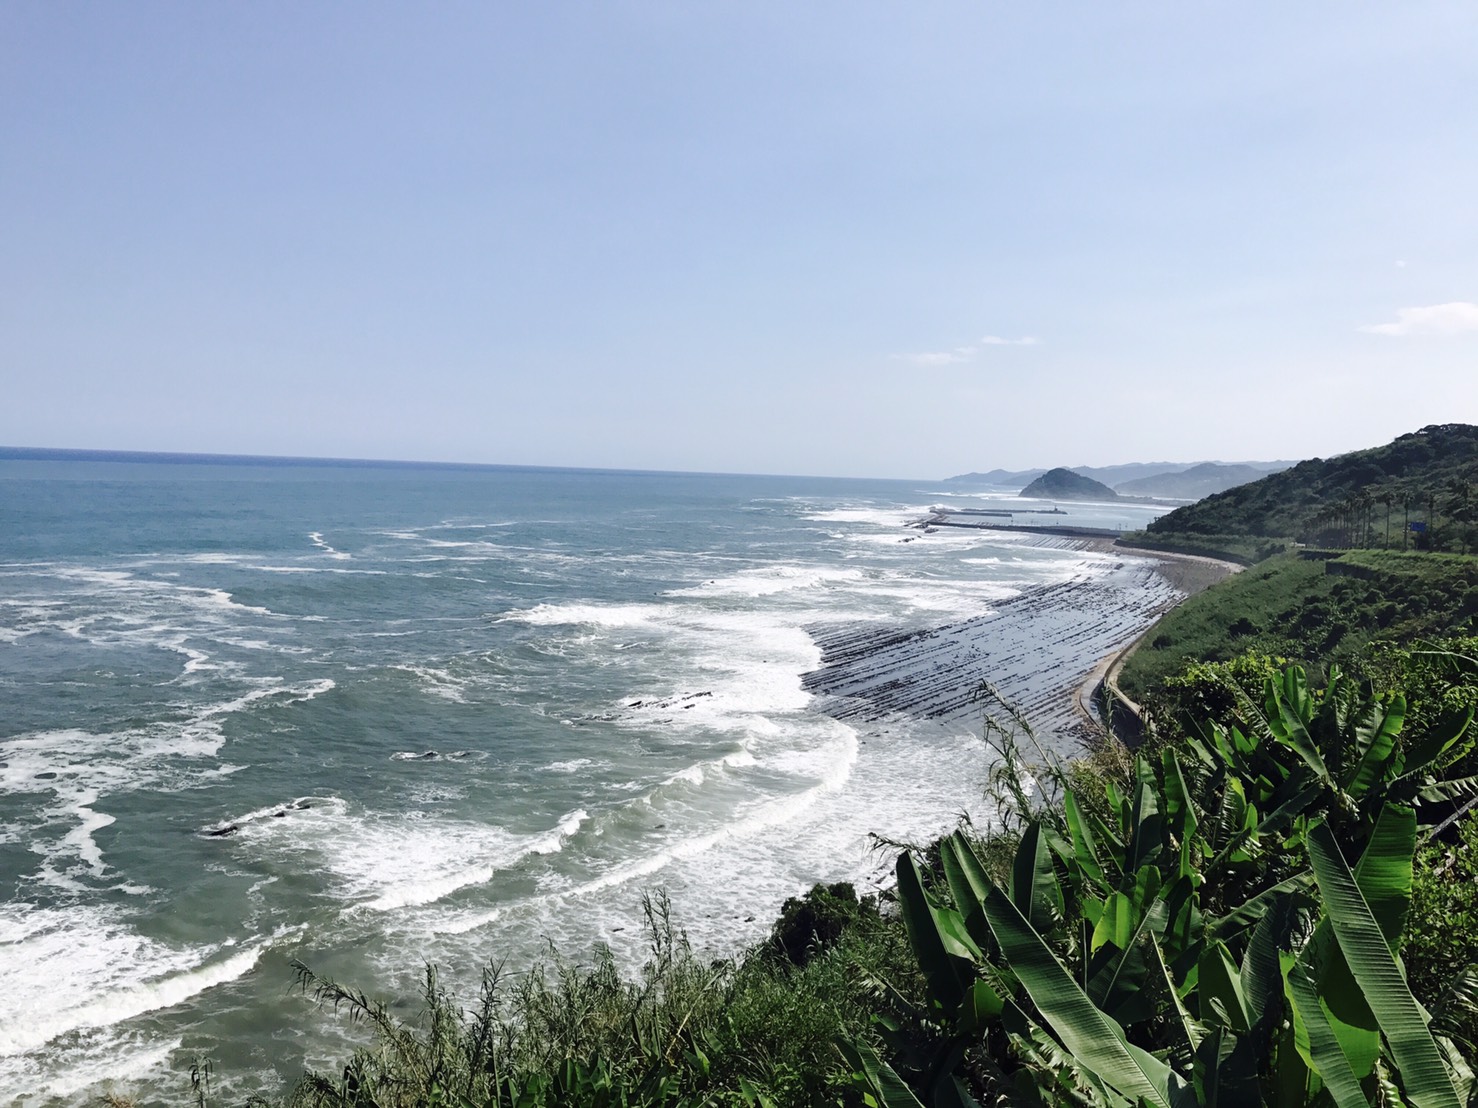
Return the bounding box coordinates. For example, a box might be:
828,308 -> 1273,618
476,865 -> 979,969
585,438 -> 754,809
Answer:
767,881 -> 878,967
1409,808 -> 1478,1050
853,664 -> 1478,1107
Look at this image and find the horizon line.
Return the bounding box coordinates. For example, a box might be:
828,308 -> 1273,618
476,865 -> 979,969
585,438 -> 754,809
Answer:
0,444 -> 937,485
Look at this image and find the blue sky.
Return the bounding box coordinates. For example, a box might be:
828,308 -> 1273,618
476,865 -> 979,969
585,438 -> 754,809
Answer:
3,3 -> 1476,478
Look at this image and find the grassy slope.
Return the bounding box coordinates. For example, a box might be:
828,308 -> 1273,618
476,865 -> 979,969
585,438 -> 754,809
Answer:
1118,549 -> 1478,702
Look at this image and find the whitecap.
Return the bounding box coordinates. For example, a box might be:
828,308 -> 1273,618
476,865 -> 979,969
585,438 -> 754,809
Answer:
0,901 -> 268,1057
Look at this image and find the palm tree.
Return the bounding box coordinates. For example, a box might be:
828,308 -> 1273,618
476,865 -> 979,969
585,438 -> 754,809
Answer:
1447,477 -> 1473,554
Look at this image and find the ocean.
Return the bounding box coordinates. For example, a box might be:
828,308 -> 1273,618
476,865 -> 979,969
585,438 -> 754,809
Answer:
0,455 -> 1174,1105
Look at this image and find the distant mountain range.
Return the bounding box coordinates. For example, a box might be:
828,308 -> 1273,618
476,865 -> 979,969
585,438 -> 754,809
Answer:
945,459 -> 1294,500
1115,462 -> 1278,500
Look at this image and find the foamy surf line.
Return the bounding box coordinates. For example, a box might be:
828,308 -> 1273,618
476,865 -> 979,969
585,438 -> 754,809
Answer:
0,932 -> 273,1057
427,727 -> 858,938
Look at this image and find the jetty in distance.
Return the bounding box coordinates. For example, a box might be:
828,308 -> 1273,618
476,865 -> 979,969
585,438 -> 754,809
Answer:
917,505 -> 1122,539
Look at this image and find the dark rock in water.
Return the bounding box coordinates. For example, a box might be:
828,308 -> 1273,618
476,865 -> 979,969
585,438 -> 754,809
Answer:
36,771 -> 57,780
272,810 -> 287,818
206,824 -> 239,837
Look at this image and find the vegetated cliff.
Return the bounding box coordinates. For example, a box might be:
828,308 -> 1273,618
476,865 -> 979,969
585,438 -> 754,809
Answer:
1116,549 -> 1478,701
1114,461 -> 1268,500
1145,423 -> 1478,551
1019,467 -> 1118,500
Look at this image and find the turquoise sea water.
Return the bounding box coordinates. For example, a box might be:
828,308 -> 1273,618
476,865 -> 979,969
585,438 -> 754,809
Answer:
0,456 -> 1169,1104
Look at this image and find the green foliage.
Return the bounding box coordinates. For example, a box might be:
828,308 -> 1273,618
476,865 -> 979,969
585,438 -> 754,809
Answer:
1119,551 -> 1478,704
1117,532 -> 1284,565
269,889 -> 919,1108
1139,652 -> 1285,745
768,882 -> 880,967
1364,637 -> 1478,728
856,665 -> 1478,1106
1409,810 -> 1478,1051
1145,423 -> 1478,553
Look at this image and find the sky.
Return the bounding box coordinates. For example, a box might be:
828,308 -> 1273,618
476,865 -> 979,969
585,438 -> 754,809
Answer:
3,3 -> 1476,479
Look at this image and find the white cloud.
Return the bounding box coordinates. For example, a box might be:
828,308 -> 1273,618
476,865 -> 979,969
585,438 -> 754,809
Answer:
900,348 -> 975,366
898,335 -> 1039,365
1360,301 -> 1478,337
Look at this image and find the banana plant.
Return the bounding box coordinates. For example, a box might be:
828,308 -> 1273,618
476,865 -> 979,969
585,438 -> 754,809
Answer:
1226,667 -> 1476,831
851,665 -> 1477,1106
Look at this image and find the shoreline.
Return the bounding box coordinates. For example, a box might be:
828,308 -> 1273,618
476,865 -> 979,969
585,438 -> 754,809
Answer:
1070,539 -> 1243,736
803,531 -> 1237,750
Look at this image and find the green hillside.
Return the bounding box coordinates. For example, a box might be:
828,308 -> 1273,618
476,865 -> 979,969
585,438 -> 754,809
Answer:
1140,423 -> 1478,555
1117,548 -> 1478,702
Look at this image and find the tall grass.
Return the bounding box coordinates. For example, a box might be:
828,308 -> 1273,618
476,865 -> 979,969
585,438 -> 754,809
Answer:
274,890 -> 919,1108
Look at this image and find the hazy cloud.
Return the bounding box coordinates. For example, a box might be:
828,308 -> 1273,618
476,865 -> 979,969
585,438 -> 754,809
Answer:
1360,302 -> 1478,336
899,347 -> 975,366
898,335 -> 1039,365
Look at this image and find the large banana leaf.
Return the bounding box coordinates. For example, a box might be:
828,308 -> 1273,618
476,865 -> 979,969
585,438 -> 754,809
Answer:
1091,866 -> 1161,956
1127,768 -> 1166,876
1352,803 -> 1416,950
1198,940 -> 1252,1033
1089,897 -> 1169,1026
1284,960 -> 1369,1108
1240,893 -> 1292,1034
1266,670 -> 1333,784
1062,789 -> 1108,893
1149,932 -> 1203,1055
1343,694 -> 1405,798
1398,707 -> 1475,778
1010,822 -> 1063,934
1208,872 -> 1315,941
1415,774 -> 1478,805
939,832 -> 994,951
836,1038 -> 927,1108
1306,823 -> 1463,1108
978,882 -> 1173,1108
896,853 -> 975,1011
